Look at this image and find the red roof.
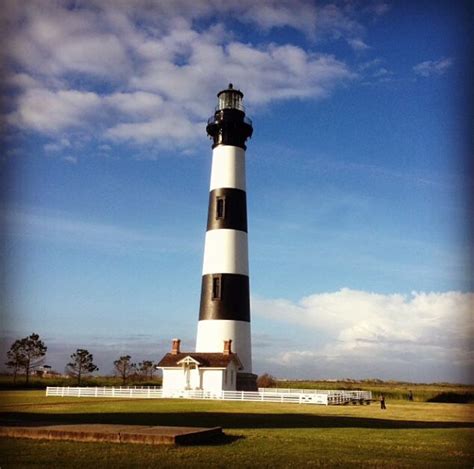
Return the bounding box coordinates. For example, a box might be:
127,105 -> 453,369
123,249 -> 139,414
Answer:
157,352 -> 242,369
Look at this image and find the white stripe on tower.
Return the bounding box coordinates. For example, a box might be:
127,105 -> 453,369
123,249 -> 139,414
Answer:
209,146 -> 246,191
202,229 -> 249,275
195,84 -> 254,379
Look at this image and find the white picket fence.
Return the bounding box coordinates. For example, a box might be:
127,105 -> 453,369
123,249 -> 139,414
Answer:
46,387 -> 372,406
46,386 -> 163,399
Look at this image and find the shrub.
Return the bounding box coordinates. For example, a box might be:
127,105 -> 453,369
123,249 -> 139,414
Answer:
257,373 -> 277,388
427,392 -> 474,403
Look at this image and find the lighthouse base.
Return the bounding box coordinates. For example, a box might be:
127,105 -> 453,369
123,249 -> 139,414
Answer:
236,372 -> 258,391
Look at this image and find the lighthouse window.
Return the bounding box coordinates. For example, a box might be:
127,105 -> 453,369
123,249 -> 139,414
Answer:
216,196 -> 226,219
212,275 -> 222,300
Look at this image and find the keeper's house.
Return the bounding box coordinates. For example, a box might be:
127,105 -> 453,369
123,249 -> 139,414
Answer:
157,339 -> 242,393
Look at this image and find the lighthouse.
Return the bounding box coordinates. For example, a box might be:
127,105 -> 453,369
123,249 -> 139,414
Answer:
157,84 -> 257,393
195,84 -> 257,390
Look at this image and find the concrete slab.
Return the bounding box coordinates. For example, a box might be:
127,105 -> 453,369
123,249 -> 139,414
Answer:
0,421 -> 223,445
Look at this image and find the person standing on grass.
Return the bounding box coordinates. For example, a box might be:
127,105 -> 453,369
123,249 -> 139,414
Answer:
380,394 -> 387,409
408,390 -> 413,401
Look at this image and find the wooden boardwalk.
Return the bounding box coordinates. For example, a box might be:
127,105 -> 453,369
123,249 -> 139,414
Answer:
0,420 -> 223,445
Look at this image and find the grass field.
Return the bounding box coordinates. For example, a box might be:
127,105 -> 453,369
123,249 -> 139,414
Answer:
0,391 -> 473,468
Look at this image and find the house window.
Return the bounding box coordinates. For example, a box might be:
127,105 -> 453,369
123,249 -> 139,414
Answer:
216,196 -> 226,219
230,370 -> 234,385
212,275 -> 222,300
224,370 -> 228,385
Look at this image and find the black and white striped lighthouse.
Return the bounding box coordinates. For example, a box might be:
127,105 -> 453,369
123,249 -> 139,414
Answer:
195,84 -> 257,390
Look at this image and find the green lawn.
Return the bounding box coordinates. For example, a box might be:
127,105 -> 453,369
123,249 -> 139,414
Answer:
1,391 -> 473,468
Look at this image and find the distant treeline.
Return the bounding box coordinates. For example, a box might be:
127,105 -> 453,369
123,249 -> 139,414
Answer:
0,374 -> 162,390
4,333 -> 160,386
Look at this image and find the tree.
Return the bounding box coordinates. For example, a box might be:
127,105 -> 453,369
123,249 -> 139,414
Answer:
66,349 -> 98,385
138,360 -> 155,381
113,355 -> 136,385
256,373 -> 277,388
5,341 -> 27,384
5,333 -> 47,384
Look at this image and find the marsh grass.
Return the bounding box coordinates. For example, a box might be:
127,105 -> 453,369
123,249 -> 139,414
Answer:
277,379 -> 474,403
0,391 -> 473,468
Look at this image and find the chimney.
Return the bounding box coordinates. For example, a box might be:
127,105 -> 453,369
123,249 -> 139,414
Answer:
223,339 -> 232,355
171,338 -> 181,355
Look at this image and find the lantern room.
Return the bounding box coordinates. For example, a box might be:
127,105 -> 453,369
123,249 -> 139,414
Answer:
217,83 -> 244,112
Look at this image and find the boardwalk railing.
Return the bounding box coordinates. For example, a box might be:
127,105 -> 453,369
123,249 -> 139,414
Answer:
46,387 -> 371,405
259,388 -> 372,405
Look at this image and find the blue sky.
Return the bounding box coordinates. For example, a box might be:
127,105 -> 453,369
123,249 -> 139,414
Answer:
1,0 -> 472,383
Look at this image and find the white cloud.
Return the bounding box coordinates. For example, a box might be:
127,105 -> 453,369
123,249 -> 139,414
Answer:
358,58 -> 383,71
1,0 -> 358,147
253,289 -> 473,381
348,38 -> 370,51
54,34 -> 130,77
3,2 -> 130,78
44,138 -> 71,153
62,155 -> 78,165
356,59 -> 395,84
133,39 -> 353,107
372,67 -> 391,78
105,92 -> 164,117
413,57 -> 453,77
106,116 -> 205,145
7,35 -> 353,144
372,3 -> 391,16
8,89 -> 102,133
4,73 -> 41,89
238,0 -> 318,37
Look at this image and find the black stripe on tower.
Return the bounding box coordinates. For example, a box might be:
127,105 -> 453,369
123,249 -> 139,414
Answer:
207,188 -> 247,232
199,274 -> 250,321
